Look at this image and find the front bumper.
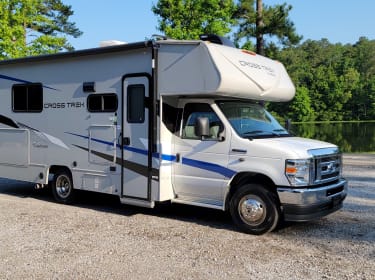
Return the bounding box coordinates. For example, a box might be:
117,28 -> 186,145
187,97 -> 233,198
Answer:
277,179 -> 348,222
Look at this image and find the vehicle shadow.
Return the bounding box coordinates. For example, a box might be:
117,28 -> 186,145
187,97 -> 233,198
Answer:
0,178 -> 236,232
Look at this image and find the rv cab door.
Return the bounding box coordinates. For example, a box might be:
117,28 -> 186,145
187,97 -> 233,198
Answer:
172,102 -> 231,207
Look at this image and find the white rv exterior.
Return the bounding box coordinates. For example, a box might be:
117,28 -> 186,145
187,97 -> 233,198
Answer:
0,37 -> 347,234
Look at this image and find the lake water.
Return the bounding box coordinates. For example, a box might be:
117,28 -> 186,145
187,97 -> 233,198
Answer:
290,122 -> 375,153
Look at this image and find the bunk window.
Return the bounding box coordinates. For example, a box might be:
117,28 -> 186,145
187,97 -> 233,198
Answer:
87,93 -> 118,112
12,83 -> 43,113
127,84 -> 145,123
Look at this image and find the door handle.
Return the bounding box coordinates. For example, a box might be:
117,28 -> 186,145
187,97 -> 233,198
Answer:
232,148 -> 247,153
117,133 -> 122,147
118,132 -> 130,146
122,137 -> 130,146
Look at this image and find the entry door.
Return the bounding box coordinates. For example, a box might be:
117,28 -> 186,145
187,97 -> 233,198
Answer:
122,75 -> 150,199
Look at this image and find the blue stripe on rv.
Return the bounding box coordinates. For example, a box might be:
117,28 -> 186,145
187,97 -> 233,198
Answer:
181,157 -> 236,178
65,132 -> 235,179
65,132 -> 149,156
0,74 -> 59,91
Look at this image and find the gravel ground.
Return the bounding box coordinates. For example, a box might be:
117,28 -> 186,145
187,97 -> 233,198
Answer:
0,154 -> 374,280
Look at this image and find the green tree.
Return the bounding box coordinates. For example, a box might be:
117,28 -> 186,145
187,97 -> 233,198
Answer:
350,37 -> 375,119
305,40 -> 359,121
152,0 -> 236,40
0,0 -> 82,59
288,86 -> 315,122
234,0 -> 301,55
274,39 -> 361,122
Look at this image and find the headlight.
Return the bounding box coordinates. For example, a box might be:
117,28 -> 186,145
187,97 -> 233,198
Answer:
285,159 -> 313,186
338,153 -> 343,176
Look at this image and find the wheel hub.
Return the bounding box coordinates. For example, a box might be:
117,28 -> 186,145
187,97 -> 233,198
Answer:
239,195 -> 266,225
56,176 -> 71,198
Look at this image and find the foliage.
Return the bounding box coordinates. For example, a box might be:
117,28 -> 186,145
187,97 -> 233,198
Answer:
234,0 -> 302,54
152,0 -> 236,39
288,86 -> 315,122
348,37 -> 375,119
0,0 -> 82,59
272,37 -> 375,122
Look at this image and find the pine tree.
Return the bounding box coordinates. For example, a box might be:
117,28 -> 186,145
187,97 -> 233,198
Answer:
234,0 -> 301,55
0,0 -> 82,59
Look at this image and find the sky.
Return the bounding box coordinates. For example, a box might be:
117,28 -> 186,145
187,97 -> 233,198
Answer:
64,0 -> 375,50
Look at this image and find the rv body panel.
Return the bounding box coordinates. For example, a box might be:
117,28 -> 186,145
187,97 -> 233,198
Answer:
157,41 -> 295,101
0,44 -> 162,201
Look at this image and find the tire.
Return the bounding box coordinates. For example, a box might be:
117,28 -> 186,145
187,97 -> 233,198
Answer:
51,169 -> 76,204
229,183 -> 280,235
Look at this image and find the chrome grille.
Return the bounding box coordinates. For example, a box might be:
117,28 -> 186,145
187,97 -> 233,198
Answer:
309,148 -> 342,185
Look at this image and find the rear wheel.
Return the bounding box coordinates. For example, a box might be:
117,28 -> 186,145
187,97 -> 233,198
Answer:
230,183 -> 280,235
51,169 -> 75,204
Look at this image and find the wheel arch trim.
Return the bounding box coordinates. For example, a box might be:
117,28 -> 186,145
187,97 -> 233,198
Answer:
224,172 -> 278,211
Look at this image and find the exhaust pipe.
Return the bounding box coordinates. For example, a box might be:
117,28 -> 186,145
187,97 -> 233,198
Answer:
35,183 -> 44,189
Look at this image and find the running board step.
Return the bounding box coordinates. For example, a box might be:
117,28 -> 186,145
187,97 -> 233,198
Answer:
120,197 -> 155,208
172,198 -> 224,210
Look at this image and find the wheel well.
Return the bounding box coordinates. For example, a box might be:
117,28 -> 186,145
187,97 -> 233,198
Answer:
48,166 -> 72,181
225,172 -> 278,211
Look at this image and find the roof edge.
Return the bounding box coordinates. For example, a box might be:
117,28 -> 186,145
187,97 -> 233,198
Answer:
0,40 -> 153,66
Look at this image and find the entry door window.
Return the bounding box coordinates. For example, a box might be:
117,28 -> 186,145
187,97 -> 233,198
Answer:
127,84 -> 145,123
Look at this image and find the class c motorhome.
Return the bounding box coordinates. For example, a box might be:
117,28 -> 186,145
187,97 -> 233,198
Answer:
0,35 -> 347,234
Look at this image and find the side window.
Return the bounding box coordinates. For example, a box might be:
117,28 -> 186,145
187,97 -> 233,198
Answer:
181,103 -> 223,140
87,93 -> 118,112
162,102 -> 182,134
12,83 -> 43,113
127,84 -> 145,123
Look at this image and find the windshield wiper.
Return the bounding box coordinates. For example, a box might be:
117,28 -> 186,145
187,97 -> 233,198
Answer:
243,129 -> 292,140
273,129 -> 293,137
242,130 -> 268,140
243,130 -> 264,135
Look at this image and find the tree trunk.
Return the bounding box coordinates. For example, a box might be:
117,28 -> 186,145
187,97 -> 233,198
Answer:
256,0 -> 265,55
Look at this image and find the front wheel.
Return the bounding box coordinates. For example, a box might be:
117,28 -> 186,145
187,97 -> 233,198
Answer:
229,183 -> 280,235
51,169 -> 76,204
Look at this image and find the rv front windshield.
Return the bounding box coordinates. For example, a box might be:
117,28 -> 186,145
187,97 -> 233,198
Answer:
216,101 -> 290,139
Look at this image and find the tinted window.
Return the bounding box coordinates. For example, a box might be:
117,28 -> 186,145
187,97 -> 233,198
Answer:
181,103 -> 223,140
162,102 -> 182,133
127,84 -> 145,123
12,83 -> 43,113
87,94 -> 118,112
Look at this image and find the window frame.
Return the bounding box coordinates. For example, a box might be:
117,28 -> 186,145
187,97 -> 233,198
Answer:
12,83 -> 43,113
87,93 -> 118,113
127,84 -> 145,123
181,103 -> 223,140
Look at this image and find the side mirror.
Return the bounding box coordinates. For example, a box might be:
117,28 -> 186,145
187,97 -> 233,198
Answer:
195,117 -> 210,139
285,119 -> 291,132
